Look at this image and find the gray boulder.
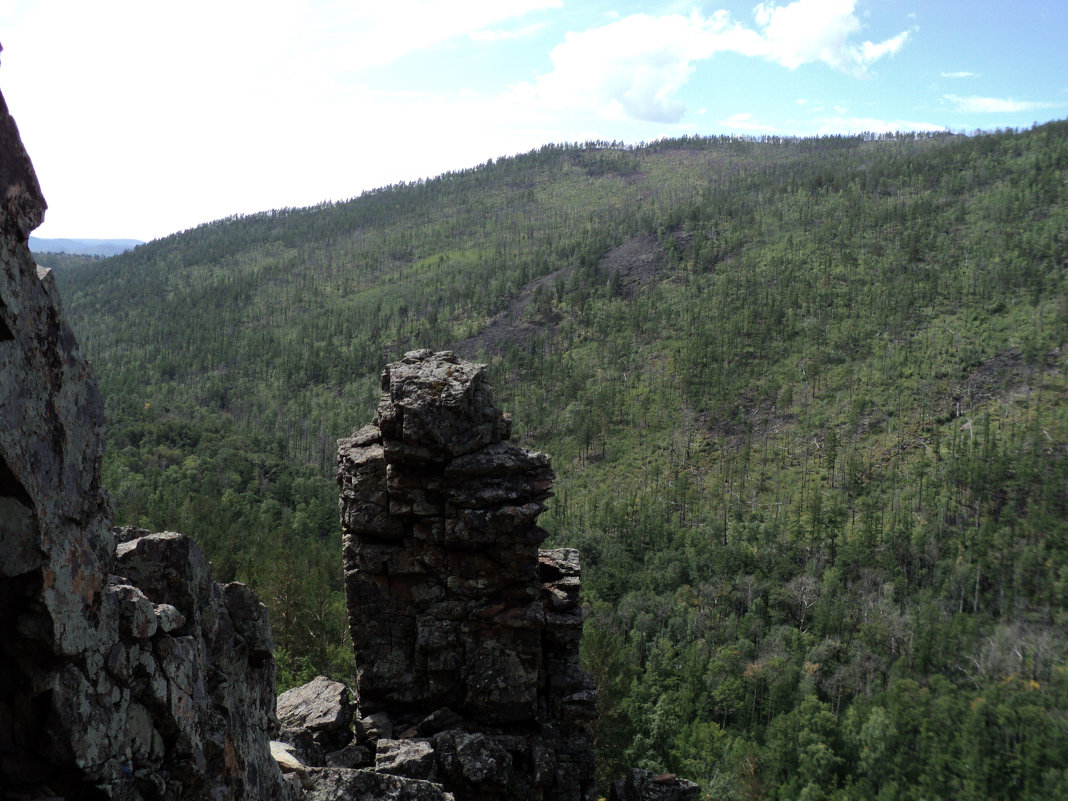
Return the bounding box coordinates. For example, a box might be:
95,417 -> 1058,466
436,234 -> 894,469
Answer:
277,674 -> 355,760
303,767 -> 455,801
376,738 -> 438,781
609,769 -> 701,801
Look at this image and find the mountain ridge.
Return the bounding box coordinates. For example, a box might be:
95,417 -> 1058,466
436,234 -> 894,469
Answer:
55,123 -> 1068,799
29,235 -> 143,256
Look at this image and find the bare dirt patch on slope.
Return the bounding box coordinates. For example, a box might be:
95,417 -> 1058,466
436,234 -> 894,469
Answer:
452,233 -> 672,359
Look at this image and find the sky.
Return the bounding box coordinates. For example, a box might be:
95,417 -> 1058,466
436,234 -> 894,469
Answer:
2,0 -> 1066,241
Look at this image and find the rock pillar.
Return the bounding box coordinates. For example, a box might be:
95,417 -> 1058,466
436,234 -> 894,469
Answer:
338,349 -> 596,800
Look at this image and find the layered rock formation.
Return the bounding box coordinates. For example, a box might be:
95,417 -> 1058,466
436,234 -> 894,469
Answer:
0,81 -> 293,800
337,349 -> 597,801
272,675 -> 457,801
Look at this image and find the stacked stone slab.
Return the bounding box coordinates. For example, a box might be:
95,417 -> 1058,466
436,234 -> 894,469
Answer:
608,769 -> 701,801
0,79 -> 294,800
338,349 -> 596,801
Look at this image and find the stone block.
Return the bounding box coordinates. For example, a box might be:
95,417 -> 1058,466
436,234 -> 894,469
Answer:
376,738 -> 437,781
277,676 -> 354,753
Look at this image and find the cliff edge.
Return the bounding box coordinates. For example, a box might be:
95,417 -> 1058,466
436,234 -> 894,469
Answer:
0,76 -> 294,801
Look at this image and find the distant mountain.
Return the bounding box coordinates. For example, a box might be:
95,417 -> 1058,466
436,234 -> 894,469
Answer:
29,237 -> 143,257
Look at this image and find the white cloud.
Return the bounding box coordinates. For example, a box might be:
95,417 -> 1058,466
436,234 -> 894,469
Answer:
753,0 -> 909,75
812,115 -> 946,134
723,112 -> 778,133
2,0 -> 568,238
941,71 -> 978,79
514,0 -> 911,124
513,10 -> 764,123
717,107 -> 944,136
469,22 -> 548,42
856,30 -> 910,64
945,94 -> 1056,113
322,0 -> 564,69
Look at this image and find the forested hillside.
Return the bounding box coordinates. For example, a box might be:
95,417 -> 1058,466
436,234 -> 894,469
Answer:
55,123 -> 1068,800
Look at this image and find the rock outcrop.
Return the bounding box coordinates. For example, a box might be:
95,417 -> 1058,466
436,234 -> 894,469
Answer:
337,349 -> 597,801
0,80 -> 293,800
276,675 -> 359,767
272,676 -> 454,800
608,770 -> 701,801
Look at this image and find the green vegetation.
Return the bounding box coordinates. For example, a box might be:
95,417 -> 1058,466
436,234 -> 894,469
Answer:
33,250 -> 103,271
55,123 -> 1068,799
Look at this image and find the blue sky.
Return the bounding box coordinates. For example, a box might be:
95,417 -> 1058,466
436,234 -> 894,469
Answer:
2,0 -> 1066,240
